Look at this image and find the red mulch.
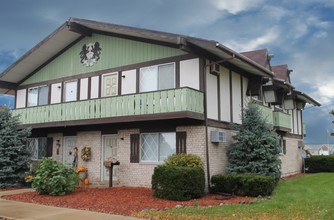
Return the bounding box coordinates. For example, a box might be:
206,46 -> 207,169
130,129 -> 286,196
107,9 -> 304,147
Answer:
3,187 -> 253,216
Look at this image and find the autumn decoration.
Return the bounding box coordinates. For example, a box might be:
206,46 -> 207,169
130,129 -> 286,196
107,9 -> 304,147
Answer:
81,147 -> 92,161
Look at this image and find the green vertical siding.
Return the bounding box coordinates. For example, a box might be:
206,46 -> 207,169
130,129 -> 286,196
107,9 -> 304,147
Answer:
21,34 -> 187,85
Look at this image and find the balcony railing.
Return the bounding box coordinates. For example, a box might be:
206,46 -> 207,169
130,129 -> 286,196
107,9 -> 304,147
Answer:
253,103 -> 291,130
12,87 -> 204,125
273,111 -> 291,130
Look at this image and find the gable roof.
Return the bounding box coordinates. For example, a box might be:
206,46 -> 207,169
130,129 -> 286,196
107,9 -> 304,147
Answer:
241,48 -> 271,68
0,17 -> 273,94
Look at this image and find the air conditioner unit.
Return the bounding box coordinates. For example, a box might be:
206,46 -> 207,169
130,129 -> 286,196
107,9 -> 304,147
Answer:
211,130 -> 227,143
211,64 -> 220,75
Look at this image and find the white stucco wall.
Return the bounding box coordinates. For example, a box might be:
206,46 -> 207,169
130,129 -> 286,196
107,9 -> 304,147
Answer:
220,67 -> 231,122
180,58 -> 200,90
80,78 -> 88,100
90,76 -> 99,99
121,69 -> 136,95
232,72 -> 242,124
206,72 -> 219,120
51,83 -> 62,104
16,89 -> 26,108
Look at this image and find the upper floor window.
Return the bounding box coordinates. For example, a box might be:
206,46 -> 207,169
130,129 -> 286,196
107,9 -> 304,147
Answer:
64,80 -> 77,102
102,73 -> 118,97
139,63 -> 175,92
27,85 -> 49,107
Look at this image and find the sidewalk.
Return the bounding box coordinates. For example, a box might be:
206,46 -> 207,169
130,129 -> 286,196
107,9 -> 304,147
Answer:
0,189 -> 144,220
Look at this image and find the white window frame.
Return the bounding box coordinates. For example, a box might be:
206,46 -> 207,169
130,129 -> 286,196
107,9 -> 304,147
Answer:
139,63 -> 175,92
140,132 -> 176,163
27,85 -> 49,107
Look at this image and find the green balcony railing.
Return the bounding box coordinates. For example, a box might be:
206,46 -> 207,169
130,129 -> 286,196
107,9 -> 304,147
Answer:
253,103 -> 273,125
12,87 -> 204,125
273,111 -> 291,130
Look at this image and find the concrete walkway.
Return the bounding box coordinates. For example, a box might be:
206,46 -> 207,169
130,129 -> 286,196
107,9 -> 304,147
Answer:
0,189 -> 144,220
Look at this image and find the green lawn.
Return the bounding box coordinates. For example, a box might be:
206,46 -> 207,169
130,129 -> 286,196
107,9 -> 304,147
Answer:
136,173 -> 334,220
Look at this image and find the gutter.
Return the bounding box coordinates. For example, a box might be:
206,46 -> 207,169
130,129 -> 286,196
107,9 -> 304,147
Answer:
215,43 -> 274,78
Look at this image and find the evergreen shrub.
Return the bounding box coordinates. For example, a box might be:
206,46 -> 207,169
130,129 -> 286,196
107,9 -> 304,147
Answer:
152,165 -> 205,201
211,173 -> 277,197
0,107 -> 31,188
164,153 -> 203,168
305,155 -> 334,173
32,158 -> 80,196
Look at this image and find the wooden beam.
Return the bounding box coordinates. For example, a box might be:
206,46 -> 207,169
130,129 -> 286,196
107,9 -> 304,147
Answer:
68,22 -> 92,37
0,80 -> 17,90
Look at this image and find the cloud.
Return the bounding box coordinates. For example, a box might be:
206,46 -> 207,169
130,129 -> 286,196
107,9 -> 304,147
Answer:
210,0 -> 265,14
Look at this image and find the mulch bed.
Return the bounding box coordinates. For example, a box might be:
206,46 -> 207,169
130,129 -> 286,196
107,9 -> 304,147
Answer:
3,187 -> 253,216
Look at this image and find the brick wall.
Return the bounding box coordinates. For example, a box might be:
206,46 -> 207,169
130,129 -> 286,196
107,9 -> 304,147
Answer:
280,136 -> 303,177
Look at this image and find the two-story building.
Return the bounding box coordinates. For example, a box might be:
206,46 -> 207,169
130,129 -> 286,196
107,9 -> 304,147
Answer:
0,18 -> 320,188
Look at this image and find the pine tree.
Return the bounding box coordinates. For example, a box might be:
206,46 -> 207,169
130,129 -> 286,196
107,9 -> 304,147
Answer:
0,107 -> 31,188
226,103 -> 281,179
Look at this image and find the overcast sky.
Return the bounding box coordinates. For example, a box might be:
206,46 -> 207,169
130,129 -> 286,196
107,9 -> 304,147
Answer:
0,0 -> 333,145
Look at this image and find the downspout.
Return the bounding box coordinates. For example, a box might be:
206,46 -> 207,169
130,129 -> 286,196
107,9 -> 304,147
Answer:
203,57 -> 235,191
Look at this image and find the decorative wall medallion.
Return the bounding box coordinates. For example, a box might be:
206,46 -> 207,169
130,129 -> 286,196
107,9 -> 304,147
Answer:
79,42 -> 102,67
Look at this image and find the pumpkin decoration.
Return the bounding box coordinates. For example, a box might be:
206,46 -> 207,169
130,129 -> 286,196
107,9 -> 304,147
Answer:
84,178 -> 89,186
81,147 -> 92,161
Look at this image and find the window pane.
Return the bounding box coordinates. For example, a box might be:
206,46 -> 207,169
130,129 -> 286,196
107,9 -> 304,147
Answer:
38,86 -> 49,105
139,66 -> 158,92
28,88 -> 38,107
141,133 -> 158,161
26,138 -> 38,160
65,81 -> 77,102
38,138 -> 48,159
158,63 -> 175,90
159,133 -> 176,161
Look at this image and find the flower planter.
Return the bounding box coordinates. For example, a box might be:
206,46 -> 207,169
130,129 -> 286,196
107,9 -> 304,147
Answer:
78,171 -> 87,181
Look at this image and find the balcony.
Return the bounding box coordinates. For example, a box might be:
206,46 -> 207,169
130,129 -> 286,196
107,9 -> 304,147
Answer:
253,103 -> 291,131
12,87 -> 204,127
273,111 -> 291,131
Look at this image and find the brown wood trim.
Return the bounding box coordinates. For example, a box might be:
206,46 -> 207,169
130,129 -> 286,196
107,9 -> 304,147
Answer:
136,69 -> 140,93
14,89 -> 18,109
283,132 -> 303,139
118,71 -> 122,95
199,58 -> 205,92
25,88 -> 29,108
18,111 -> 205,129
98,75 -> 102,98
17,54 -> 197,90
207,119 -> 231,129
274,126 -> 291,133
217,73 -> 221,121
48,84 -> 51,105
175,61 -> 180,89
291,110 -> 295,134
87,77 -> 91,99
229,70 -> 233,123
77,79 -> 81,101
61,81 -> 64,103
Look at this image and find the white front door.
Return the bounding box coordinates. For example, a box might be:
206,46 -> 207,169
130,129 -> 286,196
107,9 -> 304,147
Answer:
102,135 -> 118,181
63,136 -> 76,165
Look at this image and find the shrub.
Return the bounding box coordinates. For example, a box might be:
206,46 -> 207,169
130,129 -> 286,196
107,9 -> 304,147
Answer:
152,165 -> 205,201
305,155 -> 334,173
164,153 -> 203,168
32,158 -> 80,196
211,173 -> 277,197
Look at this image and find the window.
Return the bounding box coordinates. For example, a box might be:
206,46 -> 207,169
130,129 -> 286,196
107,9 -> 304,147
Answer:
64,81 -> 78,102
279,138 -> 287,155
102,73 -> 118,97
27,85 -> 49,107
139,63 -> 175,92
26,137 -> 52,160
140,132 -> 176,162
